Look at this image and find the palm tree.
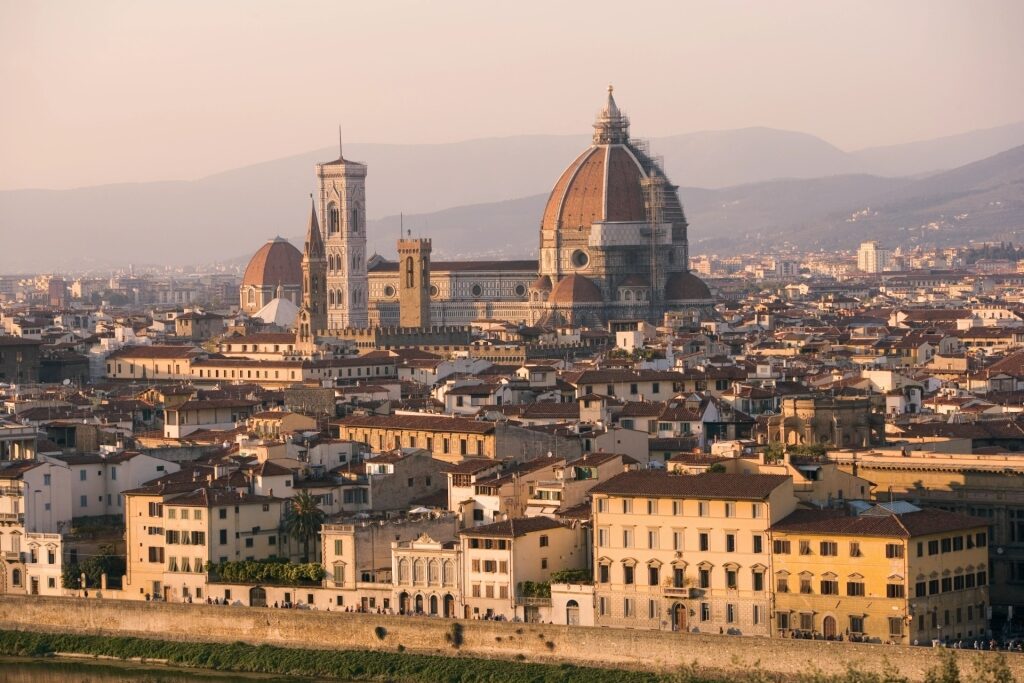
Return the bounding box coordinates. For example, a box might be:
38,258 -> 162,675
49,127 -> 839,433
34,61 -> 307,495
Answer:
284,491 -> 325,563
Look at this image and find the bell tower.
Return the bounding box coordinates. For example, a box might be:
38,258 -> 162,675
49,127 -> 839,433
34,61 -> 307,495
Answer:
318,129 -> 369,329
398,237 -> 432,329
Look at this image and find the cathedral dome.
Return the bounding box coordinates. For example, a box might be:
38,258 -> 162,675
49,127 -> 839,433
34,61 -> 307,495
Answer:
530,275 -> 553,291
541,145 -> 649,233
665,271 -> 712,301
550,274 -> 603,305
242,238 -> 302,290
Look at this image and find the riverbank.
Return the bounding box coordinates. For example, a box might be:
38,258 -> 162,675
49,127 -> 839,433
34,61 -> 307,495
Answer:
1,596 -> 1021,682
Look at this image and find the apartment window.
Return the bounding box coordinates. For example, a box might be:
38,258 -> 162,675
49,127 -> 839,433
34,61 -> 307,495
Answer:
699,532 -> 709,552
672,500 -> 682,516
245,538 -> 253,548
647,530 -> 658,549
672,531 -> 683,551
673,567 -> 685,588
698,501 -> 708,517
725,533 -> 736,553
597,527 -> 609,547
976,532 -> 987,547
915,581 -> 927,598
459,439 -> 467,456
623,565 -> 635,585
623,528 -> 634,548
820,541 -> 837,557
849,542 -> 862,557
218,529 -> 227,545
599,564 -> 610,583
773,540 -> 791,554
753,571 -> 764,592
820,578 -> 839,595
800,613 -> 813,631
539,535 -> 549,548
540,558 -> 547,570
917,542 -> 923,557
776,574 -> 789,593
752,535 -> 763,554
598,597 -> 609,616
80,495 -> 87,508
646,499 -> 655,515
724,502 -> 735,518
928,540 -> 939,556
941,538 -> 952,553
649,599 -> 658,620
726,604 -> 736,623
799,540 -> 811,555
776,612 -> 790,630
929,579 -> 940,595
888,617 -> 903,637
751,503 -> 762,518
79,470 -> 86,481
800,576 -> 812,594
219,508 -> 227,519
726,569 -> 737,589
954,574 -> 965,591
942,577 -> 952,593
847,581 -> 865,597
622,499 -> 633,514
648,566 -> 660,586
885,543 -> 904,559
43,474 -> 51,486
699,568 -> 710,589
849,615 -> 864,634
168,508 -> 176,519
700,603 -> 711,622
623,598 -> 634,617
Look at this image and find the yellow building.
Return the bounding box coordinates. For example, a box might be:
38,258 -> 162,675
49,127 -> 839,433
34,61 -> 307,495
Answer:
589,471 -> 796,636
771,504 -> 990,644
123,484 -> 285,602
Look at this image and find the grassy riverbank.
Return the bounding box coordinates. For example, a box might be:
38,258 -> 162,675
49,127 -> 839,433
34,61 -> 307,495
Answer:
0,629 -> 1015,683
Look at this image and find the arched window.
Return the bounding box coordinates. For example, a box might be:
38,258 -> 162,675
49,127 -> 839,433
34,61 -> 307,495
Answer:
328,290 -> 335,306
11,568 -> 22,587
406,257 -> 415,288
413,559 -> 425,584
398,559 -> 409,583
327,203 -> 339,234
443,560 -> 454,586
351,207 -> 359,232
247,288 -> 255,305
428,560 -> 439,585
421,258 -> 429,287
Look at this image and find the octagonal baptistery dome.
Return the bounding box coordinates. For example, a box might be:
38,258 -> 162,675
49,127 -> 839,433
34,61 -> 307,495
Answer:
536,86 -> 712,322
239,237 -> 303,316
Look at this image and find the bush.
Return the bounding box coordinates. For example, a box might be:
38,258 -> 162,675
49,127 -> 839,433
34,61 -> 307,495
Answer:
206,559 -> 326,586
373,626 -> 386,641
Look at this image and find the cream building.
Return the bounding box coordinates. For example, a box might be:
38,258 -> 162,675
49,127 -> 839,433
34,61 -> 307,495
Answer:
392,533 -> 462,617
459,516 -> 587,621
589,471 -> 796,636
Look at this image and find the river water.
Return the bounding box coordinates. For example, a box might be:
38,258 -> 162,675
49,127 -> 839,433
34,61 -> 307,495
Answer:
0,658 -> 327,682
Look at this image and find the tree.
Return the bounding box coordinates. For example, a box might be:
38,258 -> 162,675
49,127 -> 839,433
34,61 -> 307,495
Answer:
924,650 -> 961,683
971,653 -> 1016,683
283,490 -> 325,563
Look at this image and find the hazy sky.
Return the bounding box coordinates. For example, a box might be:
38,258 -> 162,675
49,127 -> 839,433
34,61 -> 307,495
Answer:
2,0 -> 1022,190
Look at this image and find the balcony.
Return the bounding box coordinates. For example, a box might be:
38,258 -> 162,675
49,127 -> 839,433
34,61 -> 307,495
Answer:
663,586 -> 689,597
515,596 -> 552,607
0,512 -> 24,524
3,551 -> 22,562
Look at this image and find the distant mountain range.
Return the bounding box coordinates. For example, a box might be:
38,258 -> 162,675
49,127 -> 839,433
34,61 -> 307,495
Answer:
3,121 -> 1024,271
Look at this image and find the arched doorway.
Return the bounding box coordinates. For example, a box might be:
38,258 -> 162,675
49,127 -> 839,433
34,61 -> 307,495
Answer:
429,595 -> 438,615
823,615 -> 836,639
443,594 -> 454,618
672,603 -> 687,632
414,594 -> 424,614
566,599 -> 580,626
249,586 -> 267,607
398,592 -> 410,614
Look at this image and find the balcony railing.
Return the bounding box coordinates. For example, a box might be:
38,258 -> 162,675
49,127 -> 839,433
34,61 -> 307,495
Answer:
3,551 -> 23,562
515,596 -> 552,607
0,512 -> 24,524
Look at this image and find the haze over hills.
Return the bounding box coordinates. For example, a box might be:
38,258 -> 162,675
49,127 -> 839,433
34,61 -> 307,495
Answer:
2,122 -> 1024,272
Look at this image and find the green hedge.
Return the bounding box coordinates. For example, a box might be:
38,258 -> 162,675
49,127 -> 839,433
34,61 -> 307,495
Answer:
0,630 -> 665,683
205,559 -> 325,586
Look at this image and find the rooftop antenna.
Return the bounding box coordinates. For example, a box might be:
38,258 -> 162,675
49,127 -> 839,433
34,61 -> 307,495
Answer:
338,125 -> 344,159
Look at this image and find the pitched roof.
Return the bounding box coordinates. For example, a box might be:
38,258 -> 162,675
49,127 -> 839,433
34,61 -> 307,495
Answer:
334,414 -> 496,434
771,507 -> 988,538
459,516 -> 565,538
589,471 -> 790,500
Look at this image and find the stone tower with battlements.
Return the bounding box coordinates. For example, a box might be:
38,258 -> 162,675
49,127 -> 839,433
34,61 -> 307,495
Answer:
397,237 -> 432,329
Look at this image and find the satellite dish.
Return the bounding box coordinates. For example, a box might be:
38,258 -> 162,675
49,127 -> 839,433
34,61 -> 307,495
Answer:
62,379 -> 72,386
